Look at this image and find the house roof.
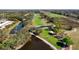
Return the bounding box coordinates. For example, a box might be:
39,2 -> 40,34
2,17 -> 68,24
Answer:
0,19 -> 13,29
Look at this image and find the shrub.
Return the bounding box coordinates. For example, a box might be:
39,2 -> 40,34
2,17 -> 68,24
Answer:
63,36 -> 73,46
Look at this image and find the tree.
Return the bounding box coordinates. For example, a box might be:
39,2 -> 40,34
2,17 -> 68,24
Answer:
54,20 -> 62,29
63,36 -> 73,46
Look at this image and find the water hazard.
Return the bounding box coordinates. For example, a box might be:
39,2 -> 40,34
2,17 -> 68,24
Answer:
20,35 -> 53,50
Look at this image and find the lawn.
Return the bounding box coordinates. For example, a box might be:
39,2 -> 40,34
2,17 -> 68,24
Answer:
39,29 -> 61,49
32,14 -> 43,26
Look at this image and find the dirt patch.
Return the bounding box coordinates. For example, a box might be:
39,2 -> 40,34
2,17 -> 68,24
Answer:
59,18 -> 79,29
65,28 -> 79,50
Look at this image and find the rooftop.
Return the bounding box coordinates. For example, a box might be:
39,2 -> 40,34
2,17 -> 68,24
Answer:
0,19 -> 14,29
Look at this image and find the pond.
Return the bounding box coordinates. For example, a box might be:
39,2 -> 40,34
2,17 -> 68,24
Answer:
20,35 -> 53,50
10,21 -> 25,34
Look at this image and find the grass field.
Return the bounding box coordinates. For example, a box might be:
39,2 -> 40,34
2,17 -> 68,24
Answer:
43,12 -> 66,19
40,29 -> 61,49
33,14 -> 43,26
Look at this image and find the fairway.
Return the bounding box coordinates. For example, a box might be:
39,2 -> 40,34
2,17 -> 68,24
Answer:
33,14 -> 43,26
40,29 -> 61,49
43,12 -> 66,19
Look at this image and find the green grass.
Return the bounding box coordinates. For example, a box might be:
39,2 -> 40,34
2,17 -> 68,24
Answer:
44,12 -> 66,19
33,14 -> 43,26
40,29 -> 61,49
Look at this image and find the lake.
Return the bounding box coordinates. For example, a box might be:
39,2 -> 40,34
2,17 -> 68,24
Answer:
20,35 -> 53,50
